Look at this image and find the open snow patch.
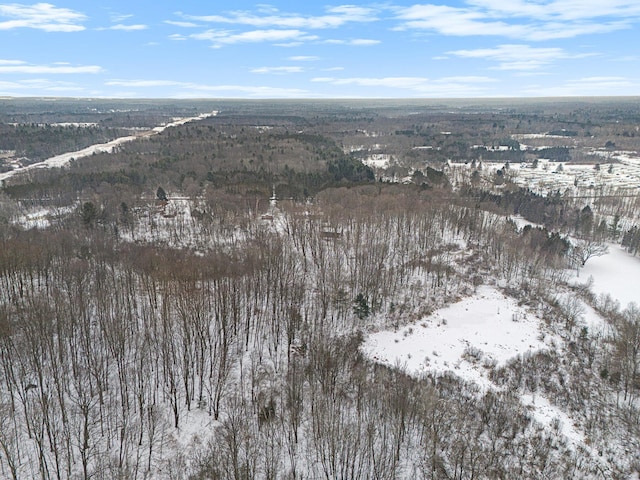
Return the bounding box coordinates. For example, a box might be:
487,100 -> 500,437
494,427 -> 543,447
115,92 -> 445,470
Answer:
363,286 -> 547,389
572,243 -> 640,309
521,394 -> 584,447
363,153 -> 392,168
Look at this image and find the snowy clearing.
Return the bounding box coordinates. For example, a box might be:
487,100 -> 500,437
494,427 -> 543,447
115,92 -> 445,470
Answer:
521,394 -> 584,447
363,286 -> 547,390
508,215 -> 545,231
572,243 -> 640,309
452,151 -> 640,200
363,153 -> 392,168
13,205 -> 76,229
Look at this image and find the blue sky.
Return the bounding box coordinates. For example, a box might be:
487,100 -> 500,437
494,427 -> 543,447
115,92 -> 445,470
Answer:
1,1 -> 639,98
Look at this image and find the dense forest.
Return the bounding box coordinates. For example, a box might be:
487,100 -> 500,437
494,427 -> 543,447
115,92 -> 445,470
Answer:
0,98 -> 639,479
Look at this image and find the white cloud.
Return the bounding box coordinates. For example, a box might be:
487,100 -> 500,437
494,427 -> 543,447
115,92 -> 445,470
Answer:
103,79 -> 311,98
311,75 -> 497,96
0,63 -> 102,74
394,5 -> 525,37
523,76 -> 639,96
394,1 -> 639,40
468,0 -> 640,22
106,80 -> 185,87
324,38 -> 380,46
164,20 -> 200,28
110,13 -> 132,23
0,78 -> 86,94
106,24 -> 148,31
288,55 -> 319,61
447,44 -> 591,70
251,66 -> 305,74
185,84 -> 310,98
0,59 -> 27,65
191,29 -> 318,47
181,5 -> 378,29
435,76 -> 496,83
313,76 -> 430,88
0,3 -> 86,32
350,38 -> 381,46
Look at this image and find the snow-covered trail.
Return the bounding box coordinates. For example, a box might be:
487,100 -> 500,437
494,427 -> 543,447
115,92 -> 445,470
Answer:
0,111 -> 218,183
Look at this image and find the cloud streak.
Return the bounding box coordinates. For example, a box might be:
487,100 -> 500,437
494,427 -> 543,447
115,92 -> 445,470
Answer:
180,5 -> 378,30
523,75 -> 639,96
106,78 -> 310,98
447,44 -> 596,70
191,29 -> 318,47
104,24 -> 148,31
0,3 -> 86,32
394,1 -> 639,40
0,78 -> 87,94
312,75 -> 497,96
0,62 -> 102,74
251,66 -> 305,74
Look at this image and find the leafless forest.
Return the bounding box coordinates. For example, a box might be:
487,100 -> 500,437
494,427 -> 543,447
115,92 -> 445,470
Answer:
0,98 -> 639,479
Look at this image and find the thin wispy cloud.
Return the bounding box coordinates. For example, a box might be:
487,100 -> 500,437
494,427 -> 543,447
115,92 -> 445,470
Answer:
191,29 -> 318,47
106,79 -> 186,88
324,38 -> 380,46
394,1 -> 639,40
0,2 -> 86,32
312,75 -> 497,96
447,44 -> 596,70
524,75 -> 639,95
109,13 -> 133,23
251,66 -> 305,74
105,78 -> 310,98
0,59 -> 26,65
164,20 -> 201,28
288,56 -> 319,61
0,62 -> 102,74
0,78 -> 86,93
467,0 -> 640,22
179,5 -> 378,29
101,24 -> 147,31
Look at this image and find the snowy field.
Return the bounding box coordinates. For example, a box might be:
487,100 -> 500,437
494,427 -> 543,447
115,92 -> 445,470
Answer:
363,286 -> 547,390
573,243 -> 640,308
363,153 -> 392,168
453,150 -> 640,198
362,284 -> 615,463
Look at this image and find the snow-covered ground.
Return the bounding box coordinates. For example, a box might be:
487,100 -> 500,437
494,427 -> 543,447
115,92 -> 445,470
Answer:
363,284 -> 617,467
363,153 -> 392,168
452,150 -> 640,198
573,243 -> 640,309
363,286 -> 548,390
508,215 -> 544,231
0,111 -> 218,183
521,394 -> 584,447
12,205 -> 76,229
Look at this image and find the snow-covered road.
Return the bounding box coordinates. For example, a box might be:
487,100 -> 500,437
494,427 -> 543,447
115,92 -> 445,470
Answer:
0,111 -> 218,183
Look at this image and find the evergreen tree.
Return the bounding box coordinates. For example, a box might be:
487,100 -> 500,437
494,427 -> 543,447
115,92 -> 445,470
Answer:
353,293 -> 370,320
156,186 -> 168,201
